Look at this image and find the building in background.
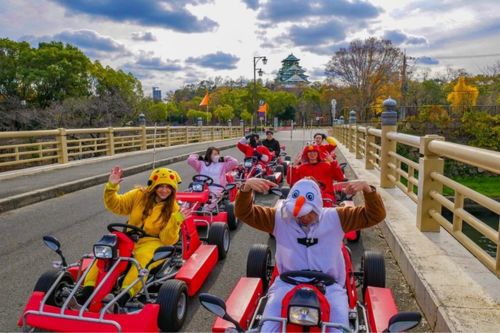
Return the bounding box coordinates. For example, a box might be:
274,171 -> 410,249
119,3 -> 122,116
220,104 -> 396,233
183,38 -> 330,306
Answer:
152,87 -> 162,101
276,54 -> 309,87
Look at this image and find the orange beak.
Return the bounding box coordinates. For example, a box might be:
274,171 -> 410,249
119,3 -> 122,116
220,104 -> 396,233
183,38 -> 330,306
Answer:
293,195 -> 306,217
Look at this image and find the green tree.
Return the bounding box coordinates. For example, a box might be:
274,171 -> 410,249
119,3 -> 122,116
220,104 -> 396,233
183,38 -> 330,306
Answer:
28,42 -> 92,107
240,110 -> 252,123
186,109 -> 212,122
214,104 -> 235,122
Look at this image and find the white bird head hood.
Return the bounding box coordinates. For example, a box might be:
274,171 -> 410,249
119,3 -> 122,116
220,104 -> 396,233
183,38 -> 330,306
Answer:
282,179 -> 323,220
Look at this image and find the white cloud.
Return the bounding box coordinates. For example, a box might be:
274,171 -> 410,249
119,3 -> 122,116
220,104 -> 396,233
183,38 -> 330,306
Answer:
2,0 -> 500,93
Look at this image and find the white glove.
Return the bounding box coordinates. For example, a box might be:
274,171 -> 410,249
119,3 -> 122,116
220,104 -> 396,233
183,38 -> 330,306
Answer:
239,137 -> 247,144
260,154 -> 269,162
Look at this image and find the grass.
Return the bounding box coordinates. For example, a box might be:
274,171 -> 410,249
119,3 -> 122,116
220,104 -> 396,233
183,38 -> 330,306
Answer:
442,175 -> 500,197
398,174 -> 500,198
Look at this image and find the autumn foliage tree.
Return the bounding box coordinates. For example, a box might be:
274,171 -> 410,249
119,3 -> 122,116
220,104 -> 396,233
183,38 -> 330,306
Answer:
325,38 -> 402,121
446,76 -> 479,114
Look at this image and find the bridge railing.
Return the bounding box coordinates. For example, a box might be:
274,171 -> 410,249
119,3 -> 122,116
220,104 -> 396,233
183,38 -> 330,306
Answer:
333,115 -> 500,277
0,126 -> 243,171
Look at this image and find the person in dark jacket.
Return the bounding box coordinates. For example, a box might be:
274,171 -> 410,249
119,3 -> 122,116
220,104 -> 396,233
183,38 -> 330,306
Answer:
262,130 -> 281,157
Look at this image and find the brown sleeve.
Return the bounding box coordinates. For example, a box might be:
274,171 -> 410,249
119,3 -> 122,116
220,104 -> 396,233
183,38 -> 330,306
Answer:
337,188 -> 386,233
234,190 -> 276,233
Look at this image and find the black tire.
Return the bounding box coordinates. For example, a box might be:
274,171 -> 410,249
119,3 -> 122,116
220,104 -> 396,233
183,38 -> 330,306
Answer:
157,279 -> 188,332
347,230 -> 361,243
280,187 -> 290,199
361,251 -> 385,299
208,222 -> 230,260
265,175 -> 277,183
225,202 -> 238,231
246,244 -> 273,290
281,162 -> 288,176
33,270 -> 74,307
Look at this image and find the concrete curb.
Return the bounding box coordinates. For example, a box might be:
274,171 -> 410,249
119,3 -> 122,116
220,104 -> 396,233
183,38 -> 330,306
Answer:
335,142 -> 500,333
0,143 -> 234,213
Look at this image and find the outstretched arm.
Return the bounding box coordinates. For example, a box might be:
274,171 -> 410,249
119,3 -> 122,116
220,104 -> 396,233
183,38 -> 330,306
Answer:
235,178 -> 277,233
222,155 -> 239,172
337,181 -> 386,232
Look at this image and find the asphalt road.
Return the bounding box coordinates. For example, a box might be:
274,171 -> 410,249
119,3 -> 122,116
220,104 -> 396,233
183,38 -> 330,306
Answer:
0,129 -> 428,332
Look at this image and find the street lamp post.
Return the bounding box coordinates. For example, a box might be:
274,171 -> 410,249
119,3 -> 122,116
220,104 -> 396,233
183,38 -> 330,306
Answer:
330,99 -> 336,125
253,55 -> 267,131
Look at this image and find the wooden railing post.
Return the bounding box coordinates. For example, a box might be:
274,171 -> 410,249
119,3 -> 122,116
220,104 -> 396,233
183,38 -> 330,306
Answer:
56,128 -> 68,164
416,135 -> 445,232
199,126 -> 203,142
365,127 -> 374,169
211,127 -> 215,141
380,99 -> 398,188
106,127 -> 114,156
185,127 -> 189,144
140,126 -> 147,150
348,111 -> 356,153
166,126 -> 171,146
355,126 -> 362,159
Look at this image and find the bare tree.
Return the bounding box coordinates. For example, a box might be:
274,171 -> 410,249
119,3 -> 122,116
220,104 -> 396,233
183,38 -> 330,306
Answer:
325,38 -> 403,121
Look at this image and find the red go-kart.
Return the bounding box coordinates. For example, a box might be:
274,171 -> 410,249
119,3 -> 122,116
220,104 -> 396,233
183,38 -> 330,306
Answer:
199,243 -> 421,333
177,174 -> 239,230
19,199 -> 230,332
235,156 -> 283,185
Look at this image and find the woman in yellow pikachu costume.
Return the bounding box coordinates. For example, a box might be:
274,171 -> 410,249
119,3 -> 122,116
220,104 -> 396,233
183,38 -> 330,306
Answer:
78,166 -> 185,307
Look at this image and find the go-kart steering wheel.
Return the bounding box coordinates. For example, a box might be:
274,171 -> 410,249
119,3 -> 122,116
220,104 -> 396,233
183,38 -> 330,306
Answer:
280,270 -> 336,287
192,174 -> 214,185
107,223 -> 149,239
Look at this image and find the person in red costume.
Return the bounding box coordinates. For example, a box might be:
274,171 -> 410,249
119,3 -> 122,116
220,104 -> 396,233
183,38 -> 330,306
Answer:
287,144 -> 345,204
237,133 -> 273,163
314,132 -> 338,159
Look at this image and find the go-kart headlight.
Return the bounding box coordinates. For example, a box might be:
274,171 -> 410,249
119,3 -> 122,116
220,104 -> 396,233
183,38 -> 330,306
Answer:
288,306 -> 320,326
93,234 -> 117,259
244,161 -> 253,168
192,183 -> 204,192
93,245 -> 114,259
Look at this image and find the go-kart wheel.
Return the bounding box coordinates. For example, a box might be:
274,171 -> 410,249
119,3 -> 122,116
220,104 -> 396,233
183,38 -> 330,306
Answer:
208,222 -> 230,260
246,244 -> 273,290
275,164 -> 284,174
281,163 -> 287,176
280,187 -> 290,199
361,250 -> 386,299
265,175 -> 277,183
33,270 -> 74,307
157,279 -> 188,332
225,202 -> 238,231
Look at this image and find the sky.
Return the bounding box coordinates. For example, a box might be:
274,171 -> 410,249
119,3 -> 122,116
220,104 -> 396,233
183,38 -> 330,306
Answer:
1,0 -> 500,96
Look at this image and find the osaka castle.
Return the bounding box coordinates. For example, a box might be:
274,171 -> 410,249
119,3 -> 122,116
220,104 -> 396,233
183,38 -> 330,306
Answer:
276,53 -> 309,87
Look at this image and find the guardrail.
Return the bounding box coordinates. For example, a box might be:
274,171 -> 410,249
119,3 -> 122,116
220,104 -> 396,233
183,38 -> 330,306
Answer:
333,117 -> 500,277
0,126 -> 243,171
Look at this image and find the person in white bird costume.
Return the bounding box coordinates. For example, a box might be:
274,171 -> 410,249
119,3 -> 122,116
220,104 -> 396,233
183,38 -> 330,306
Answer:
235,177 -> 386,332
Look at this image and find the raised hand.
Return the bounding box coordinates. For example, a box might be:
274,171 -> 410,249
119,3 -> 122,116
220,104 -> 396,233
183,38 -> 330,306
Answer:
108,166 -> 123,185
241,178 -> 277,193
341,180 -> 372,195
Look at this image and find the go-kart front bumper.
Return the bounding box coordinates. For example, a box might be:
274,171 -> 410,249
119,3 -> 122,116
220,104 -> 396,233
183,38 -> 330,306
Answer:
19,292 -> 160,332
